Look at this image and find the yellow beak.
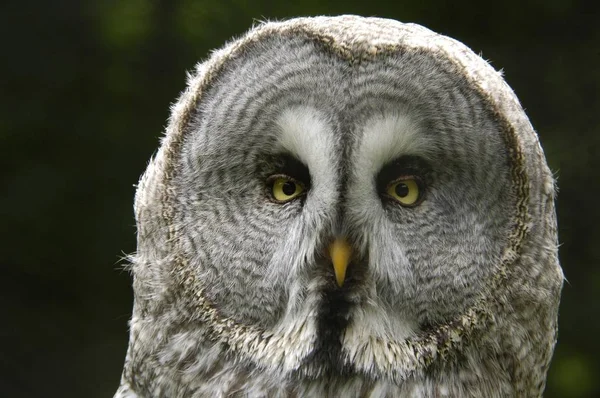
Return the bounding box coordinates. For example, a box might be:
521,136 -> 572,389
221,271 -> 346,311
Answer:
329,238 -> 352,287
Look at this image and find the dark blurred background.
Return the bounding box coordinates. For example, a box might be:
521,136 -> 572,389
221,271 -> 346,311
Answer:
1,0 -> 597,397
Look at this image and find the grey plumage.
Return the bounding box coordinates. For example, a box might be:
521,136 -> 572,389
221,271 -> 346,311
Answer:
115,16 -> 563,397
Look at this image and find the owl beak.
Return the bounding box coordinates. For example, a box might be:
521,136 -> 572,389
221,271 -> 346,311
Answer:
329,238 -> 352,287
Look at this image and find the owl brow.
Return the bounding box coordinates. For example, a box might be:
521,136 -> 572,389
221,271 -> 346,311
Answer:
375,155 -> 431,191
270,153 -> 312,186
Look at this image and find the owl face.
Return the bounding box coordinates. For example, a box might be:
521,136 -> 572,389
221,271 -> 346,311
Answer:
121,17 -> 561,396
172,33 -> 513,365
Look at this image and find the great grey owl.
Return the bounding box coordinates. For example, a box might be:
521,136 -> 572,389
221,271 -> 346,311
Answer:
115,15 -> 563,397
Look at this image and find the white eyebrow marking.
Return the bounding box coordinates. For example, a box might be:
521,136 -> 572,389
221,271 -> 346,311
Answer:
356,112 -> 433,178
276,106 -> 333,173
347,111 -> 433,211
275,106 -> 337,203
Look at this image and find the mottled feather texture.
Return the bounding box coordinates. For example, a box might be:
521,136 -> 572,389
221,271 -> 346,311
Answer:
115,16 -> 563,397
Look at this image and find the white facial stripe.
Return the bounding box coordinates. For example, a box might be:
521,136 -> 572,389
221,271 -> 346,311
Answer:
340,112 -> 426,358
271,107 -> 338,365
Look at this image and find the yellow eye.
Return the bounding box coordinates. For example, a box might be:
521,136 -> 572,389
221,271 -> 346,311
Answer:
271,176 -> 305,202
386,178 -> 421,206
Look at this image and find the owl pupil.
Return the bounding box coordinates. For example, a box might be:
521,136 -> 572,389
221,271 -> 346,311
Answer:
282,181 -> 296,195
395,183 -> 409,197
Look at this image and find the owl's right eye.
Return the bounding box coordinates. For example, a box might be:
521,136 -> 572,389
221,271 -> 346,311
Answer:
269,175 -> 306,203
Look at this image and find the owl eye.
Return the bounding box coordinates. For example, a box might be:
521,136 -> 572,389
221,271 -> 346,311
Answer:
385,177 -> 422,206
270,175 -> 305,203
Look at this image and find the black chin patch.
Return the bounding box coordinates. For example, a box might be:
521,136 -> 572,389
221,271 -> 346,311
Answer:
294,255 -> 368,379
303,283 -> 353,377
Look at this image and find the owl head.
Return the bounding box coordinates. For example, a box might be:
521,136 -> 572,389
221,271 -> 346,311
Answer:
117,16 -> 563,397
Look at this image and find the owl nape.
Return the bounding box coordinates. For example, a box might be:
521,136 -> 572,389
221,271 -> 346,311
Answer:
115,16 -> 563,398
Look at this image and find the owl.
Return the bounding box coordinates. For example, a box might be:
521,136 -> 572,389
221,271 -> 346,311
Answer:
115,16 -> 563,397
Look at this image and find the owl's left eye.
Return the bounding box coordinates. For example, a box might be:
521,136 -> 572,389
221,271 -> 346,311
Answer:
385,177 -> 423,207
269,175 -> 306,203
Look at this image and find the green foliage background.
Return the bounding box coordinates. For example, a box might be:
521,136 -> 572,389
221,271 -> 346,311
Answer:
1,0 -> 597,396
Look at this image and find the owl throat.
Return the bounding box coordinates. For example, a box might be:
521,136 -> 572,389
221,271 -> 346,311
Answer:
298,282 -> 355,378
286,254 -> 374,380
